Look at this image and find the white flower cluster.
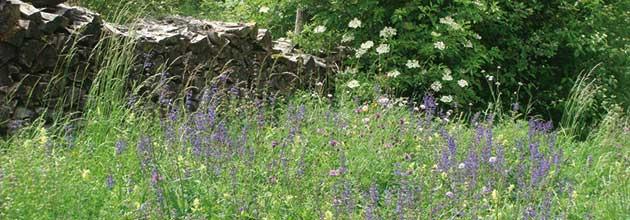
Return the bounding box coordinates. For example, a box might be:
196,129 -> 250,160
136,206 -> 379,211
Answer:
379,27 -> 397,39
431,81 -> 442,92
347,80 -> 360,89
440,95 -> 453,103
376,44 -> 390,54
355,49 -> 367,58
348,18 -> 362,29
439,16 -> 462,30
457,79 -> 469,87
464,40 -> 473,48
355,41 -> 375,58
314,25 -> 326,33
259,6 -> 270,13
434,41 -> 446,50
387,70 -> 401,78
361,41 -> 374,49
442,68 -> 453,81
341,33 -> 354,43
406,60 -> 420,69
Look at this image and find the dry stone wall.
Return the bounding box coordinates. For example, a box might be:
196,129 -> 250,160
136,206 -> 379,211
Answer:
0,0 -> 329,135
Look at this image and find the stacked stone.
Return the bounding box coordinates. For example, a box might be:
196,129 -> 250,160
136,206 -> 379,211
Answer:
130,17 -> 329,105
1,0 -> 104,134
0,0 -> 328,135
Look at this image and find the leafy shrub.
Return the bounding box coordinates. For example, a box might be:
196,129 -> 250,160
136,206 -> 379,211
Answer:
282,0 -> 628,123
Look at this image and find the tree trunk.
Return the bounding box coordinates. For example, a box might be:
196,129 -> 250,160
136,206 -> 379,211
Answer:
294,7 -> 304,35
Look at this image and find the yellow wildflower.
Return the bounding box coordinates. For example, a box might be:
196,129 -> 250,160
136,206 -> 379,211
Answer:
508,184 -> 515,193
440,172 -> 448,179
38,127 -> 48,146
191,198 -> 203,213
285,195 -> 294,201
81,169 -> 90,180
408,162 -> 416,170
324,211 -> 333,220
491,189 -> 498,201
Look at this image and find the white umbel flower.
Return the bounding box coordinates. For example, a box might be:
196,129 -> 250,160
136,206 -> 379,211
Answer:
379,27 -> 397,39
457,79 -> 469,87
259,6 -> 270,13
439,16 -> 462,30
431,81 -> 442,92
355,48 -> 367,58
360,41 -> 374,49
376,44 -> 390,54
341,33 -> 354,43
464,40 -> 473,48
440,95 -> 453,103
347,80 -> 360,89
444,68 -> 452,75
434,41 -> 446,50
442,73 -> 453,81
439,16 -> 455,25
348,18 -> 362,29
406,60 -> 420,69
314,25 -> 326,33
387,70 -> 401,78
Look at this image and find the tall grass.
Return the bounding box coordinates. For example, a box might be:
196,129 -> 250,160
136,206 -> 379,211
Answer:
560,64 -> 602,138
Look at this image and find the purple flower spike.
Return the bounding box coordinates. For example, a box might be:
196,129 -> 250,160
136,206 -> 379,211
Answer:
369,184 -> 379,203
151,167 -> 161,186
329,167 -> 343,177
106,174 -> 115,189
136,136 -> 153,170
115,140 -> 126,155
329,140 -> 338,147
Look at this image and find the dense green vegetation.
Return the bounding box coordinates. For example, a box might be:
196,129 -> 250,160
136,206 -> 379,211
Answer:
1,1 -> 629,219
73,0 -> 629,129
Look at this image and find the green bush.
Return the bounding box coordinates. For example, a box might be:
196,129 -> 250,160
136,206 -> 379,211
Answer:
283,0 -> 628,122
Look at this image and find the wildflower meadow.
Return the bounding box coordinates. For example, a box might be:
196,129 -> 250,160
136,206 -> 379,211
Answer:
1,0 -> 629,219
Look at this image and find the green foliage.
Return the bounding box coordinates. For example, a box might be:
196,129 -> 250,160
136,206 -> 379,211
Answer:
277,0 -> 627,124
